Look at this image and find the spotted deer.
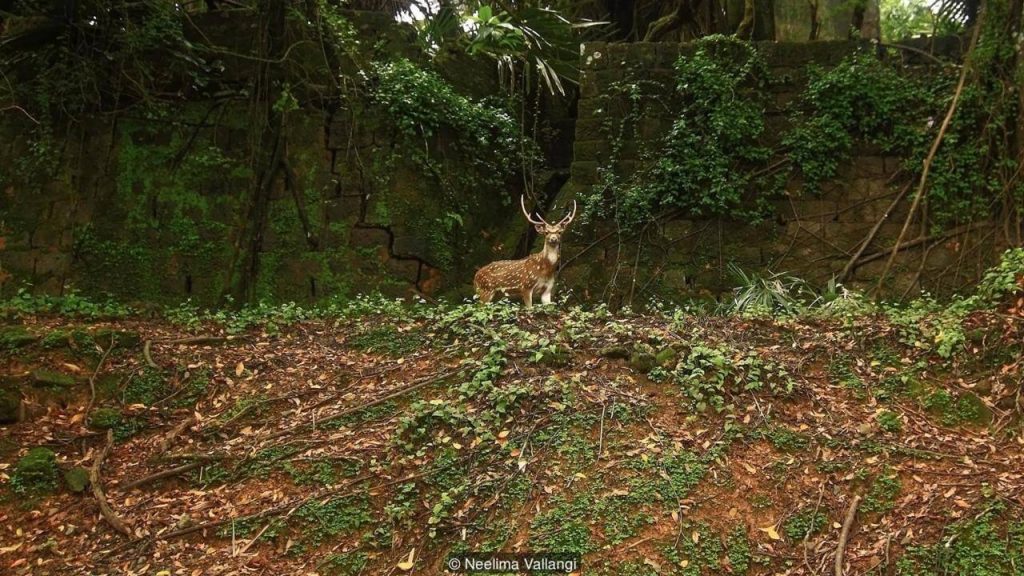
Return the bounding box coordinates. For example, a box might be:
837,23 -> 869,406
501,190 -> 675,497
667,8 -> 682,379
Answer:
474,196 -> 576,307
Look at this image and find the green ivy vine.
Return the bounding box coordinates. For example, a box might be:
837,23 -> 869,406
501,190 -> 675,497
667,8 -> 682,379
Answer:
586,35 -> 783,227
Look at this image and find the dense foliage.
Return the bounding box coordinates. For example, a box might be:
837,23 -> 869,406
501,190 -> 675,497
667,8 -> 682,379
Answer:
587,35 -> 781,226
369,58 -> 525,195
784,52 -> 949,191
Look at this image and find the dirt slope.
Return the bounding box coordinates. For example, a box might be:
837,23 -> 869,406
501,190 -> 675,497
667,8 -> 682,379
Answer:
1,303 -> 1022,575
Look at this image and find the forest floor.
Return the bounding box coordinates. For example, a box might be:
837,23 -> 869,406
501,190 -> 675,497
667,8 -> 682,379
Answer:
1,297 -> 1023,575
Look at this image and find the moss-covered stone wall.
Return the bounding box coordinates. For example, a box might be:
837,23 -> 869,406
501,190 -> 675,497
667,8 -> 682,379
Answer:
558,37 -> 993,305
0,11 -> 518,305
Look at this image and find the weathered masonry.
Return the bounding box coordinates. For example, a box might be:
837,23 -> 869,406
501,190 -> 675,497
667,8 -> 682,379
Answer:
557,37 -> 992,304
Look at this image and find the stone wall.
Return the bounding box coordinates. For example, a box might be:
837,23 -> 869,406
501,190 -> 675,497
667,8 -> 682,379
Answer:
0,11 -> 527,305
0,19 -> 991,308
558,38 -> 995,305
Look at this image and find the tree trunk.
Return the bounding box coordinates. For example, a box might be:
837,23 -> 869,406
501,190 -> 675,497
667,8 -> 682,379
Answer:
222,0 -> 289,304
736,0 -> 755,38
808,0 -> 820,40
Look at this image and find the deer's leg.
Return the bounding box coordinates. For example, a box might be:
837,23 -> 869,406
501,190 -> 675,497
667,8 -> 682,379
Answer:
479,290 -> 494,304
540,279 -> 555,305
522,288 -> 533,308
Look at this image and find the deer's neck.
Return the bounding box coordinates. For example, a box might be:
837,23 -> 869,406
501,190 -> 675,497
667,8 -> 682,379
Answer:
540,244 -> 560,267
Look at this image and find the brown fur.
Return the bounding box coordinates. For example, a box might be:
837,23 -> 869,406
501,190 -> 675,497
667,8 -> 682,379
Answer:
474,253 -> 557,306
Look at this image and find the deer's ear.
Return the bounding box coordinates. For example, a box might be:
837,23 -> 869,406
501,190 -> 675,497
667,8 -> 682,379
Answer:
534,224 -> 546,234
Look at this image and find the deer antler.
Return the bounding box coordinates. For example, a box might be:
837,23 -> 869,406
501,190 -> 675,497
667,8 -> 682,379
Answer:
520,195 -> 549,226
556,200 -> 577,228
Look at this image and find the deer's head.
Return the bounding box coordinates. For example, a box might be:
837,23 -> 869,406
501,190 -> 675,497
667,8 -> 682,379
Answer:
521,195 -> 576,255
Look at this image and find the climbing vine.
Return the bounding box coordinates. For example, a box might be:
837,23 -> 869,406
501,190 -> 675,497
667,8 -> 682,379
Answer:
365,58 -> 538,269
586,35 -> 782,227
783,52 -> 951,192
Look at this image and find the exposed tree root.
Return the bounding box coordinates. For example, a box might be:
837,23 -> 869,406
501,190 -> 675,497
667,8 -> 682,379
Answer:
91,430 -> 132,537
117,459 -> 211,493
834,494 -> 862,576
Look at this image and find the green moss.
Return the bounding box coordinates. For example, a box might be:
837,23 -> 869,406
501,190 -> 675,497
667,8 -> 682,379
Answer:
862,468 -> 902,514
655,346 -> 678,367
88,407 -> 143,441
40,330 -> 71,349
11,447 -> 59,495
920,388 -> 991,426
93,328 -> 141,349
876,410 -> 903,433
662,521 -> 724,574
88,407 -> 124,430
319,551 -> 369,576
122,368 -> 168,405
294,495 -> 372,546
0,326 -> 37,350
764,426 -> 810,452
529,492 -> 596,554
347,325 -> 424,356
726,525 -> 753,573
62,467 -> 90,493
0,388 -> 20,424
31,369 -> 75,388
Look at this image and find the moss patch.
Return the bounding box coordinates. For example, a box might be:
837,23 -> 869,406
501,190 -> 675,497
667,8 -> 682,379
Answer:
11,447 -> 59,495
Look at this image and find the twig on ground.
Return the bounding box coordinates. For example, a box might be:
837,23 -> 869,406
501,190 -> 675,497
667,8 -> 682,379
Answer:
804,484 -> 826,575
143,340 -> 158,369
117,459 -> 210,493
157,415 -> 197,455
92,430 -> 132,537
834,494 -> 862,576
85,334 -> 117,418
259,370 -> 457,443
144,335 -> 247,368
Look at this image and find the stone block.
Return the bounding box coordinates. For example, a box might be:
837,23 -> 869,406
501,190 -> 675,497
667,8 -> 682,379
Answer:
925,246 -> 957,269
385,257 -> 421,283
661,220 -> 696,241
775,200 -> 839,223
884,156 -> 905,173
392,233 -> 429,260
326,191 -> 363,221
823,222 -> 875,248
605,43 -> 630,66
847,178 -> 892,201
577,98 -> 603,120
774,91 -> 798,109
575,119 -> 605,141
569,162 -> 601,186
854,156 -> 886,177
595,68 -> 626,87
638,117 -> 668,140
615,160 -> 639,177
349,227 -> 390,249
818,180 -> 852,201
628,42 -> 661,69
644,69 -> 677,91
33,252 -> 70,277
656,43 -> 682,67
573,140 -> 613,163
579,75 -> 601,98
785,221 -> 826,238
